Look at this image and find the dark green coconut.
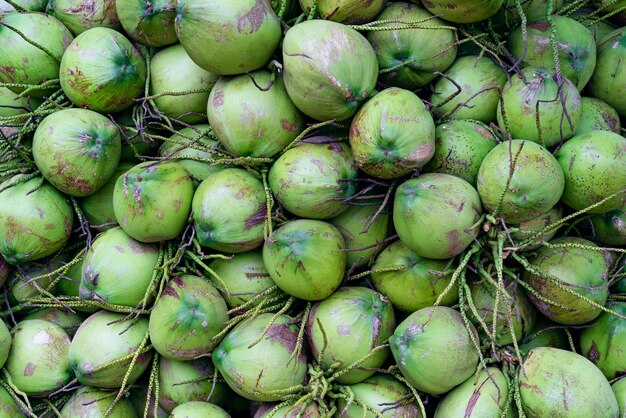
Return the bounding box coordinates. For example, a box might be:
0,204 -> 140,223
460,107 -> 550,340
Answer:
117,0 -> 177,47
298,0 -> 386,23
574,97 -> 621,135
60,386 -> 138,417
581,206 -> 626,246
80,162 -> 133,230
8,257 -> 66,304
23,308 -> 84,337
613,378 -> 626,417
0,319 -> 10,370
421,0 -> 504,23
518,316 -> 569,354
46,0 -> 120,35
588,28 -> 626,117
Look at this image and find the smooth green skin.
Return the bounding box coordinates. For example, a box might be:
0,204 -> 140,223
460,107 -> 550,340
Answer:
80,227 -> 159,307
575,97 -> 621,135
371,240 -> 458,313
263,220 -> 345,301
208,71 -> 304,158
583,206 -> 626,246
158,357 -> 228,413
175,0 -> 281,75
367,2 -> 455,89
613,378 -> 626,417
525,237 -> 610,325
149,275 -> 228,360
69,311 -> 152,388
117,0 -> 177,47
580,302 -> 626,380
510,205 -> 563,251
0,319 -> 10,369
212,314 -> 307,402
60,28 -> 147,113
423,120 -> 497,186
469,279 -> 536,345
431,56 -> 507,122
269,142 -> 357,219
0,0 -> 47,15
159,125 -> 223,182
151,44 -> 218,124
477,140 -> 565,224
114,161 -> 194,242
8,258 -> 66,303
0,86 -> 40,119
170,402 -> 230,418
393,173 -> 482,260
61,386 -> 138,417
80,162 -> 134,230
0,13 -> 73,98
298,0 -> 385,23
0,385 -> 22,417
520,347 -> 619,417
508,17 -> 596,91
588,28 -> 626,117
390,306 -> 479,395
518,316 -> 569,355
208,250 -> 276,309
330,202 -> 389,269
46,0 -> 120,35
193,168 -> 266,253
349,87 -> 435,179
5,319 -> 72,396
283,19 -> 378,121
23,308 -> 84,337
497,68 -> 582,148
0,176 -> 73,265
33,108 -> 121,196
336,374 -> 422,418
434,368 -> 513,418
306,287 -> 395,384
555,130 -> 626,213
421,0 -> 504,23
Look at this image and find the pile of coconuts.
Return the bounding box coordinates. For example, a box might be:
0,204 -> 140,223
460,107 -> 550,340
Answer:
0,0 -> 625,416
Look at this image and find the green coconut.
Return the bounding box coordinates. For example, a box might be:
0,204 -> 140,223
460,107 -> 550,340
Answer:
431,56 -> 507,122
493,0 -> 564,28
149,275 -> 228,360
282,19 -> 378,121
60,386 -> 138,417
524,237 -> 610,325
8,257 -> 66,303
57,252 -> 87,300
423,120 -> 498,186
329,201 -> 390,269
33,108 -> 121,196
390,306 -> 479,395
0,319 -> 10,370
555,130 -> 626,213
150,44 -> 218,124
588,28 -> 626,117
0,86 -> 40,120
80,162 -> 133,230
0,176 -> 73,265
69,310 -> 152,388
5,319 -> 72,396
371,240 -> 458,312
263,219 -> 345,301
192,168 -> 266,253
170,402 -> 230,418
46,0 -> 120,35
114,161 -> 194,242
298,0 -> 386,23
254,402 -> 320,418
0,0 -> 47,15
207,71 -> 305,158
580,302 -> 626,380
434,367 -> 513,418
582,206 -> 626,246
158,356 -> 228,413
520,347 -> 619,417
421,0 -> 504,23
367,2 -> 455,90
175,0 -> 281,75
518,316 -> 569,354
306,287 -> 395,384
477,140 -> 564,224
613,378 -> 626,417
393,173 -> 482,260
509,205 -> 563,250
349,87 -> 435,179
268,142 -> 357,219
80,227 -> 159,307
574,97 -> 621,135
336,374 -> 422,417
60,27 -> 146,113
208,250 -> 276,310
0,12 -> 73,98
508,17 -> 597,91
117,0 -> 177,47
0,384 -> 22,417
212,313 -> 307,402
23,308 -> 83,337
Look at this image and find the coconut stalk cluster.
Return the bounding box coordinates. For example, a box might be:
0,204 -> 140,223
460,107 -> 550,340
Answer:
0,0 -> 625,417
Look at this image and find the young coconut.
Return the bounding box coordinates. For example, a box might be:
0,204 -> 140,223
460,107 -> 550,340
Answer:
263,219 -> 346,301
254,401 -> 320,418
170,402 -> 230,418
5,319 -> 72,396
574,97 -> 621,135
117,0 -> 177,47
46,0 -> 120,35
212,313 -> 308,402
8,257 -> 67,303
581,206 -> 626,246
148,275 -> 228,360
421,0 -> 504,23
0,384 -> 23,417
0,319 -> 10,369
517,316 -> 569,354
113,161 -> 194,243
60,386 -> 138,417
68,310 -> 152,388
588,28 -> 626,118
613,378 -> 626,417
23,307 -> 84,337
509,205 -> 563,251
349,87 -> 435,179
298,0 -> 386,23
192,168 -> 267,253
